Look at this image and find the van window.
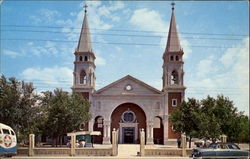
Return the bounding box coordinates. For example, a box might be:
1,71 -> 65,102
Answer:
3,129 -> 10,134
11,130 -> 15,135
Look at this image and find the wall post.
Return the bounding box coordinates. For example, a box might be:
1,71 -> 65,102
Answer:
112,128 -> 118,156
181,134 -> 186,156
140,128 -> 145,156
28,134 -> 35,156
70,134 -> 76,156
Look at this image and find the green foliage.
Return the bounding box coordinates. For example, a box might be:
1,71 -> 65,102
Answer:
39,89 -> 91,144
0,75 -> 92,145
0,75 -> 39,142
170,95 -> 249,143
170,98 -> 200,147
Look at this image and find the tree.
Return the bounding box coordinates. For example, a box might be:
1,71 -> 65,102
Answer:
170,98 -> 200,148
39,89 -> 91,146
199,96 -> 221,142
0,75 -> 39,142
170,95 -> 249,145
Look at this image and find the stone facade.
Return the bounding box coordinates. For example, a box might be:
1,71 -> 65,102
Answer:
72,5 -> 185,145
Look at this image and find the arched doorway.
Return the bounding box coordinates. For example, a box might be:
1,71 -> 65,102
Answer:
153,116 -> 163,144
93,116 -> 104,144
111,103 -> 146,144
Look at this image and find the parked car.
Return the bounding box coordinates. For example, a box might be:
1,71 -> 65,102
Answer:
190,142 -> 249,158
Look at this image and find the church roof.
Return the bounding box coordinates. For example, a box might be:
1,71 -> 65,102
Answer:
76,11 -> 92,53
94,75 -> 163,95
165,5 -> 182,52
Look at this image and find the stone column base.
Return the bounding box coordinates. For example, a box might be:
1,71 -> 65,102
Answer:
164,139 -> 178,146
102,137 -> 111,145
146,138 -> 154,145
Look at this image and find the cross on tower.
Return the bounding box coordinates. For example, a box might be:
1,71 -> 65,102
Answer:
83,4 -> 88,13
171,2 -> 175,10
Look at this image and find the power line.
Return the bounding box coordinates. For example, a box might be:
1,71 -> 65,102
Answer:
1,25 -> 248,37
21,79 -> 248,91
1,29 -> 244,41
1,38 -> 245,49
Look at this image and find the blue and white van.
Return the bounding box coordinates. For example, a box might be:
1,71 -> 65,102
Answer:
0,123 -> 17,156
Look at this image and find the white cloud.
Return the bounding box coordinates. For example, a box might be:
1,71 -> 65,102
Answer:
196,56 -> 215,78
3,50 -> 22,58
96,55 -> 106,66
179,35 -> 192,59
130,8 -> 167,33
29,8 -> 60,24
40,9 -> 60,21
130,8 -> 192,58
20,66 -> 73,91
186,37 -> 249,115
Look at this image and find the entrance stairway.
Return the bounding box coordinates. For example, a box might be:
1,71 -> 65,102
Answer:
117,144 -> 140,157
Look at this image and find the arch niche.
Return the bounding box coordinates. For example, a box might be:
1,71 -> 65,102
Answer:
93,116 -> 104,144
111,103 -> 146,144
153,116 -> 164,144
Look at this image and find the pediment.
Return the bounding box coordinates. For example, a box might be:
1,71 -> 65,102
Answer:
94,75 -> 162,95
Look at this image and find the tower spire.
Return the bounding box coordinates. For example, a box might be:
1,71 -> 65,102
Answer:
76,4 -> 92,53
165,2 -> 181,52
84,4 -> 88,13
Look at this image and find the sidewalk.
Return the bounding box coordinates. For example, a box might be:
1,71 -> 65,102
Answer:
11,156 -> 190,159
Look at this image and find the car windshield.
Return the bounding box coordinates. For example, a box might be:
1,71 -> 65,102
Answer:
227,144 -> 240,149
208,143 -> 217,149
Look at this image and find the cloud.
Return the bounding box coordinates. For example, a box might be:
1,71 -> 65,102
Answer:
20,66 -> 73,91
96,55 -> 106,66
130,8 -> 192,57
196,56 -> 215,78
130,8 -> 167,33
29,8 -> 60,24
186,37 -> 249,115
3,50 -> 22,58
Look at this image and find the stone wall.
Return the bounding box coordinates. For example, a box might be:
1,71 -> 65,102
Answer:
17,147 -> 112,156
145,148 -> 192,156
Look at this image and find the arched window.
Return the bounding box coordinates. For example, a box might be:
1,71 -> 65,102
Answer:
175,56 -> 179,61
84,56 -> 88,61
154,117 -> 161,128
170,55 -> 174,61
79,56 -> 83,61
96,116 -> 103,128
171,70 -> 178,85
80,70 -> 87,84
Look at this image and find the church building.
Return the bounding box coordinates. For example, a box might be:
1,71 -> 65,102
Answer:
72,4 -> 186,145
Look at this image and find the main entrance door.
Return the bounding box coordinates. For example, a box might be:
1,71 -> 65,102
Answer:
123,127 -> 134,143
111,103 -> 146,144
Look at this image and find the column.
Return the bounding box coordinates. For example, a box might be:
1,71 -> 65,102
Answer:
28,134 -> 35,156
102,120 -> 111,144
163,115 -> 169,145
70,134 -> 76,156
181,134 -> 186,156
112,128 -> 118,156
140,129 -> 145,156
88,119 -> 94,132
146,121 -> 154,145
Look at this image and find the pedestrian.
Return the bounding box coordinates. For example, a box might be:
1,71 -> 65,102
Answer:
177,136 -> 181,148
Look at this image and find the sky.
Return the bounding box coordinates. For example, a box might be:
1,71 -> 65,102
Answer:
1,1 -> 249,115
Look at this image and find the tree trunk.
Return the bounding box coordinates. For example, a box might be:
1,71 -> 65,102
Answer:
189,137 -> 192,148
59,136 -> 63,147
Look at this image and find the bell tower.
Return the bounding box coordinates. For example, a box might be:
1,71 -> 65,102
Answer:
162,3 -> 186,140
72,5 -> 96,99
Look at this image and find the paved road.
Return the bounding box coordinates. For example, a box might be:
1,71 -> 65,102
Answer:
11,156 -> 190,159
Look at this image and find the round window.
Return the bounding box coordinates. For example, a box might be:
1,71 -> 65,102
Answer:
122,110 -> 136,123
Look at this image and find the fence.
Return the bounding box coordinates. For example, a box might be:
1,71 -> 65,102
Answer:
18,130 -> 119,156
